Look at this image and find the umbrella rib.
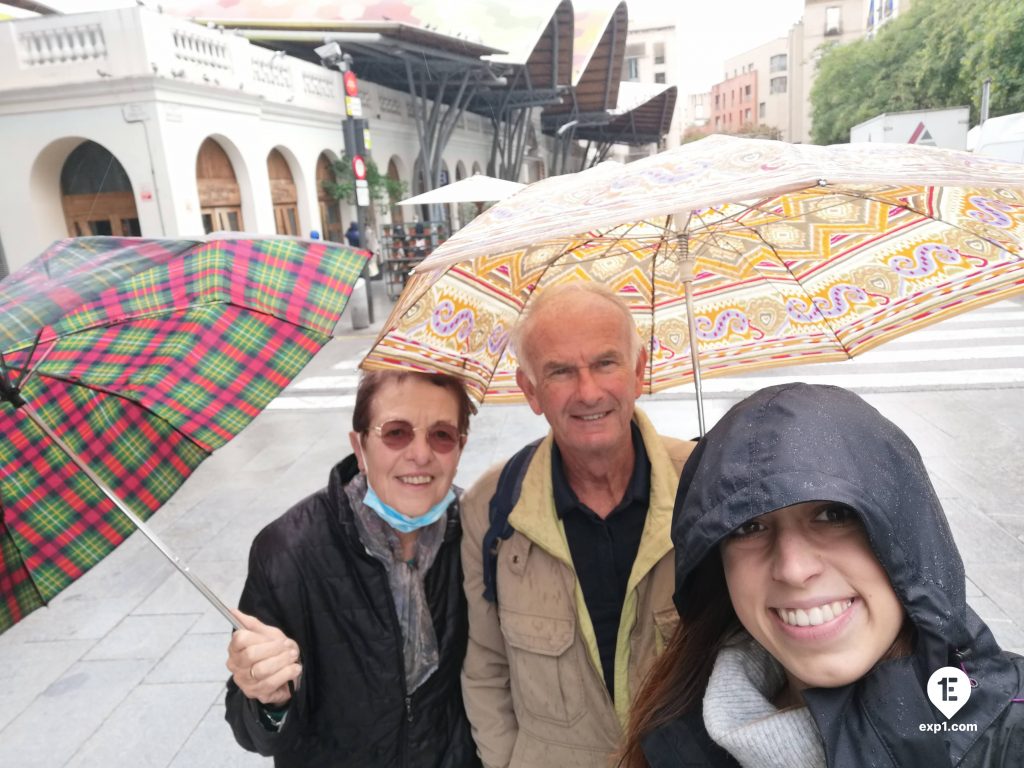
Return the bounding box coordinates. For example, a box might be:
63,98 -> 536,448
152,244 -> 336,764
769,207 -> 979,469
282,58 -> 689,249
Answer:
823,187 -> 1024,260
738,211 -> 857,357
647,220 -> 677,393
687,207 -> 857,358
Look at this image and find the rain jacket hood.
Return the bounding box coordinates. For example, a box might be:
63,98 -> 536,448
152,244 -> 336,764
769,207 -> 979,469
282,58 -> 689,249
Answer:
670,383 -> 1023,766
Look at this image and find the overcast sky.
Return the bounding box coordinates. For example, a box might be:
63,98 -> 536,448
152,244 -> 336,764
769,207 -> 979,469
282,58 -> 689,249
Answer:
19,0 -> 808,96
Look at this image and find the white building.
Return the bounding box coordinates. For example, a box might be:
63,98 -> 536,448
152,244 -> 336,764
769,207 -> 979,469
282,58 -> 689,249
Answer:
0,5 -> 495,275
622,21 -> 683,147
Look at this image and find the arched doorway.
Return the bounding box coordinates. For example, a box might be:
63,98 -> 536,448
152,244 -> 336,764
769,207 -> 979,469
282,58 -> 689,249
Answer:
267,148 -> 298,235
196,137 -> 244,233
60,140 -> 140,237
316,152 -> 343,242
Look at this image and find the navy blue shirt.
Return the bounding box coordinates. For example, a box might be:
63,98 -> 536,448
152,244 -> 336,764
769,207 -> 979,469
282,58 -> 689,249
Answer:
551,422 -> 650,700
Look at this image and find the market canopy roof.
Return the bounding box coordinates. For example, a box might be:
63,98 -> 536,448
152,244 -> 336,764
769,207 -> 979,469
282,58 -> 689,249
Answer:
166,0 -> 671,146
572,82 -> 677,145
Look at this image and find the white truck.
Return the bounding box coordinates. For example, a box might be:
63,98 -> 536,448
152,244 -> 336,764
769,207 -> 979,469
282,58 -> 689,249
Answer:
967,112 -> 1024,164
850,107 -> 970,149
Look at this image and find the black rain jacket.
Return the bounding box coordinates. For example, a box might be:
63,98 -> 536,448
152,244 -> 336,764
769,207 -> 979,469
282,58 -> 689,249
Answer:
225,455 -> 480,768
644,383 -> 1024,767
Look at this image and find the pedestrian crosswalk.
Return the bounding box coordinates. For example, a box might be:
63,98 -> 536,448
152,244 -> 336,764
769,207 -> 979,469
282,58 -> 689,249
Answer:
267,298 -> 1024,410
668,298 -> 1024,399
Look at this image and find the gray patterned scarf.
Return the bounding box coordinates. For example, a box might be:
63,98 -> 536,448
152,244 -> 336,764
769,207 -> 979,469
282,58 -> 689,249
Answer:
344,472 -> 446,692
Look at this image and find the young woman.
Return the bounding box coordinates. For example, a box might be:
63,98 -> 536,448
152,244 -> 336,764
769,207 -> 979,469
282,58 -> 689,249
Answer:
622,383 -> 1024,768
224,370 -> 481,767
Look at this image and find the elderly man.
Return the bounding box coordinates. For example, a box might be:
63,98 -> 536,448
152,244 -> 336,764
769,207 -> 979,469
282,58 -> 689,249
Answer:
461,283 -> 695,767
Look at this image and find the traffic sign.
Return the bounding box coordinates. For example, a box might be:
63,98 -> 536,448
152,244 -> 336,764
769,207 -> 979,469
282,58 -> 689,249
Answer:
355,179 -> 370,207
352,155 -> 367,181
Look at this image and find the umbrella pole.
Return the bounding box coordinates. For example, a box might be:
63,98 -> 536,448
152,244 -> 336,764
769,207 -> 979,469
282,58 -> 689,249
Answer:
678,249 -> 707,437
18,402 -> 243,631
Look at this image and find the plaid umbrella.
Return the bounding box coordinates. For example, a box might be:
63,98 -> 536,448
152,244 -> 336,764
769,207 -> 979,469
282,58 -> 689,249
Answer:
0,236 -> 367,633
363,134 -> 1024,432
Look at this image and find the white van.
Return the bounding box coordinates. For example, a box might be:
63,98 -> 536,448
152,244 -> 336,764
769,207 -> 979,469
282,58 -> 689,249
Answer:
967,112 -> 1024,164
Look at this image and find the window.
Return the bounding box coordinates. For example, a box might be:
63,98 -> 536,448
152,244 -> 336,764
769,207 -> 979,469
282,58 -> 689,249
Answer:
759,102 -> 766,119
770,53 -> 787,72
744,84 -> 752,100
770,76 -> 787,94
626,57 -> 639,80
653,42 -> 665,65
745,108 -> 751,122
825,6 -> 842,35
654,72 -> 666,84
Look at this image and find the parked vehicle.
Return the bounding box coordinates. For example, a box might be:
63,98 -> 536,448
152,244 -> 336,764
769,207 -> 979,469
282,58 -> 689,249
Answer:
850,107 -> 970,149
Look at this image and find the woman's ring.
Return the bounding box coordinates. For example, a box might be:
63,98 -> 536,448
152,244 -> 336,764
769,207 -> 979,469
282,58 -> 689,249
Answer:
249,665 -> 257,681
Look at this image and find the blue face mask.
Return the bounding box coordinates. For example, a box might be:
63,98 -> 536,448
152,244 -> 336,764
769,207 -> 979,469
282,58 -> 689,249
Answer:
362,482 -> 455,534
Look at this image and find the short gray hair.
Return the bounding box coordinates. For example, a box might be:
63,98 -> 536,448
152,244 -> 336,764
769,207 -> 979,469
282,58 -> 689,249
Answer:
511,282 -> 642,382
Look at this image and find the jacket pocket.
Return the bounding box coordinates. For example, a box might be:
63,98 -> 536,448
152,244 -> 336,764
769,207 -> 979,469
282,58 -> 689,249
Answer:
500,608 -> 585,727
653,608 -> 680,652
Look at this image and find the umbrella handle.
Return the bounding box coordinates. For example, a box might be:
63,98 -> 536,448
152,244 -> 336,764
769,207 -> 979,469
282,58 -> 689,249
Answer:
18,402 -> 243,631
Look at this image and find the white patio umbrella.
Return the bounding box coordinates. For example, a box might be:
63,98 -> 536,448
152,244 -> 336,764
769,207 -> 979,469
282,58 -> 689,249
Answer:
398,173 -> 526,206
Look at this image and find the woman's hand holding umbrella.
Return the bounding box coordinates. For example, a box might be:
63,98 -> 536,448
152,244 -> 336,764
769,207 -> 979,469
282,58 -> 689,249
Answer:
227,610 -> 303,707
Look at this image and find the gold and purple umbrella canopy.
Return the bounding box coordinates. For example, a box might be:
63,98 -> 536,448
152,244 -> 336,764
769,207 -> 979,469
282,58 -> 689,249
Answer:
364,134 -> 1024,402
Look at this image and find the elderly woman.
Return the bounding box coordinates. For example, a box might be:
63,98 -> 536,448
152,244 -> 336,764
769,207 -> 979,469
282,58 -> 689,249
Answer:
621,383 -> 1024,768
224,370 -> 480,768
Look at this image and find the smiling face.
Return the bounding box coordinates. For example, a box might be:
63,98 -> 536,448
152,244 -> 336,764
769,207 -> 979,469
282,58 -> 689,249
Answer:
516,296 -> 645,464
721,501 -> 905,698
348,376 -> 463,518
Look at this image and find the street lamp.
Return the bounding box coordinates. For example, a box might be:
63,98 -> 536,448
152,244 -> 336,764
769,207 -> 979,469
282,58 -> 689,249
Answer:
315,42 -> 374,322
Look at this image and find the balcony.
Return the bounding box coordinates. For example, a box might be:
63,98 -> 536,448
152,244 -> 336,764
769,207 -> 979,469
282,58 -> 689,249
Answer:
0,6 -> 344,114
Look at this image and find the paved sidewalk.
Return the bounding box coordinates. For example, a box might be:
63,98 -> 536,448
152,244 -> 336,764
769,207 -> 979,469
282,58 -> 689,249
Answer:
2,281 -> 1023,767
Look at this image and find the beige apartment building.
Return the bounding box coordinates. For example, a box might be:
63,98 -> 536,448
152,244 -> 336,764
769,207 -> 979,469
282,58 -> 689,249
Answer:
722,37 -> 791,140
697,0 -> 915,144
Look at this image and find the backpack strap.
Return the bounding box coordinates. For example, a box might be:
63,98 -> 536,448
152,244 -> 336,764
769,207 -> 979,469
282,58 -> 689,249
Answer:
481,439 -> 541,603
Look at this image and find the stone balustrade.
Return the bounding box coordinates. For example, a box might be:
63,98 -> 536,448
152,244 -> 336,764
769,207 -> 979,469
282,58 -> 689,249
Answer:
0,5 -> 343,114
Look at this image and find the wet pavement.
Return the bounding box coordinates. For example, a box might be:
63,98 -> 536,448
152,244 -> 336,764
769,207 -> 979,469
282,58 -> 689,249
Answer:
2,280 -> 1023,767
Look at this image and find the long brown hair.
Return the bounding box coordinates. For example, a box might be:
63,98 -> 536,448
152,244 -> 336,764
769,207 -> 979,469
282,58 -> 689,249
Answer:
619,550 -> 742,768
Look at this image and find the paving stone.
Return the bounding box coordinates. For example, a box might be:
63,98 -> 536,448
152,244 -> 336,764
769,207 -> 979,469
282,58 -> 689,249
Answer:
64,682 -> 224,768
170,703 -> 271,767
0,659 -> 153,768
82,614 -> 199,662
967,595 -> 1012,623
9,594 -> 142,643
146,632 -> 234,685
0,638 -> 94,732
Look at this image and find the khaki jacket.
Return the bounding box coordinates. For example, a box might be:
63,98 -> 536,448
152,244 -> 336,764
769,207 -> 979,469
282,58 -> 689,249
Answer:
460,409 -> 694,768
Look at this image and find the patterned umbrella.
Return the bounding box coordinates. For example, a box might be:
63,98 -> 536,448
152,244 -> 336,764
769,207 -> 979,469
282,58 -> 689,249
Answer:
0,236 -> 367,633
363,134 -> 1024,432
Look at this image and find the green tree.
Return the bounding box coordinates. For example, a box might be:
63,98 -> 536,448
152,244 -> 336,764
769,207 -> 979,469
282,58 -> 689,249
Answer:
324,155 -> 405,206
324,155 -> 406,247
810,0 -> 1024,144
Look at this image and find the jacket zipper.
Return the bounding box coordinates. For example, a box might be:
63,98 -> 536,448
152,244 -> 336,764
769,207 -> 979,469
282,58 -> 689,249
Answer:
360,548 -> 411,767
354,513 -> 457,767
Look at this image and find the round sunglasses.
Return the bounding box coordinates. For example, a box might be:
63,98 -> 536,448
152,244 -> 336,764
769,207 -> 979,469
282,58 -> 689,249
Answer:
370,420 -> 464,454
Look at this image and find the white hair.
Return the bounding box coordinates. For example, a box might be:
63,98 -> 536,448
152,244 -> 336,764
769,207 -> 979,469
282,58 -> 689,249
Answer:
511,282 -> 642,382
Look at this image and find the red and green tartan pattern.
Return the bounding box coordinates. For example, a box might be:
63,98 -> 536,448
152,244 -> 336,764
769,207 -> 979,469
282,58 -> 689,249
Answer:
37,307 -> 326,451
0,237 -> 197,352
0,236 -> 368,632
50,238 -> 361,340
1,377 -> 207,630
